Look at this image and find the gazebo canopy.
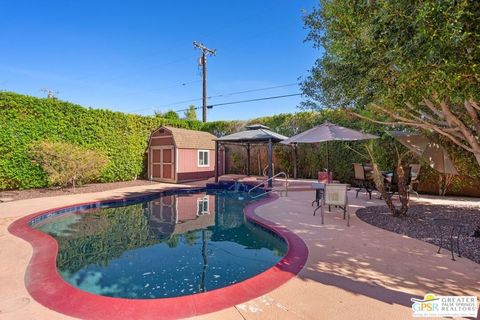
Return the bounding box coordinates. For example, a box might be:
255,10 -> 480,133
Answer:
215,124 -> 288,143
214,124 -> 288,187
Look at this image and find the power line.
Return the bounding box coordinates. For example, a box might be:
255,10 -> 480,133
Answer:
209,83 -> 299,99
130,83 -> 301,114
208,93 -> 302,108
124,79 -> 201,100
154,82 -> 299,110
174,93 -> 302,112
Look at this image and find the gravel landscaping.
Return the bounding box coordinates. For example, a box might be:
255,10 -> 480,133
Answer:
357,204 -> 480,264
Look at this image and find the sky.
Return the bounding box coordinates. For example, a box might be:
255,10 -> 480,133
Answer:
0,1 -> 319,121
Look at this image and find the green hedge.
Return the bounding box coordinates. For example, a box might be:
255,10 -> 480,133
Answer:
0,92 -> 202,190
210,110 -> 480,196
2,92 -> 479,195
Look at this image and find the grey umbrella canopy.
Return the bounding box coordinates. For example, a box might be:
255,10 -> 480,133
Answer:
390,131 -> 458,175
282,121 -> 379,144
281,122 -> 379,176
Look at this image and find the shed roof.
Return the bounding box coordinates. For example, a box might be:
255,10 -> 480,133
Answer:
158,126 -> 216,149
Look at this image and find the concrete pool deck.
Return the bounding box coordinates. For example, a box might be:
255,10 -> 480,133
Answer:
0,182 -> 479,319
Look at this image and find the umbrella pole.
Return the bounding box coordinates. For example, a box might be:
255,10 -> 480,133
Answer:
293,144 -> 297,179
326,141 -> 329,177
200,229 -> 208,292
268,138 -> 273,188
214,141 -> 219,182
246,143 -> 250,176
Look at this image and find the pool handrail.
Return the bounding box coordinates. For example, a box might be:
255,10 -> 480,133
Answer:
248,171 -> 288,198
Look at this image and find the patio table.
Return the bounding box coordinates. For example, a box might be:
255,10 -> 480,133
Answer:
381,171 -> 393,181
432,218 -> 467,261
363,165 -> 390,181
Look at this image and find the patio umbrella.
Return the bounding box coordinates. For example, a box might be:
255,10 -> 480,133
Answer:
281,121 -> 379,176
389,131 -> 458,175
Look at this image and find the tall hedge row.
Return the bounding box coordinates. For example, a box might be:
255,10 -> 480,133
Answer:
2,92 -> 479,195
224,110 -> 480,196
0,92 -> 202,190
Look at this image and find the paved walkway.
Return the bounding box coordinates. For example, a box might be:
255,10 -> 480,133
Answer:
0,183 -> 479,319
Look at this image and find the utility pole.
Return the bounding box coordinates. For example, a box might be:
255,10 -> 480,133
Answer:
193,41 -> 216,122
41,88 -> 58,99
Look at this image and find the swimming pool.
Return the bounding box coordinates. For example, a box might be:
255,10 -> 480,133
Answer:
33,189 -> 287,299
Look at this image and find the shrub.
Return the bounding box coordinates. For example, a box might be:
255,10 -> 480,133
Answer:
30,141 -> 108,190
2,91 -> 480,196
0,92 -> 202,190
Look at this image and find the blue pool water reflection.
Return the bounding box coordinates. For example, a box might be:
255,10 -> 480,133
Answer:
34,190 -> 287,299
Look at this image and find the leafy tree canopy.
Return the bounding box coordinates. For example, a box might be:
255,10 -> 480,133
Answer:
184,105 -> 198,120
301,0 -> 480,110
155,110 -> 180,120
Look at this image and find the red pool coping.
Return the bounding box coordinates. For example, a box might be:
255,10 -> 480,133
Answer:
8,192 -> 308,320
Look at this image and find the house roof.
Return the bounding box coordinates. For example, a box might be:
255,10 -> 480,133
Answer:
161,126 -> 216,149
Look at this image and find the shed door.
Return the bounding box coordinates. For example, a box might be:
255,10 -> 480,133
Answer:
161,148 -> 173,179
147,195 -> 177,238
151,146 -> 174,181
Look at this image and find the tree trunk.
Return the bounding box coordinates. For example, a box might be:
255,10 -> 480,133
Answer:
475,153 -> 480,168
395,165 -> 410,216
439,173 -> 454,196
371,163 -> 409,217
371,164 -> 397,214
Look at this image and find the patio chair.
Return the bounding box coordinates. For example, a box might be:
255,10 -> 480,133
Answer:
314,183 -> 350,227
353,163 -> 373,199
409,164 -> 421,198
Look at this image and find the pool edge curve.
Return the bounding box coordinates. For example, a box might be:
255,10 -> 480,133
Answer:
8,190 -> 309,320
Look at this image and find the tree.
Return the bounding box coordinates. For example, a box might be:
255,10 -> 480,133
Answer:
154,110 -> 179,120
31,141 -> 108,190
366,144 -> 411,216
302,1 -> 480,166
184,105 -> 198,120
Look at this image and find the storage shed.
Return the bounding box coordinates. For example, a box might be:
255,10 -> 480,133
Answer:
147,126 -> 218,183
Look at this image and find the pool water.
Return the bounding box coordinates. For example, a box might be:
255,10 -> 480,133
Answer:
34,190 -> 287,299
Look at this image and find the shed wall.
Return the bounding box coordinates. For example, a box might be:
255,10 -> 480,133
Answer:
176,194 -> 216,221
150,129 -> 174,146
176,149 -> 215,181
150,137 -> 174,146
177,149 -> 215,173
